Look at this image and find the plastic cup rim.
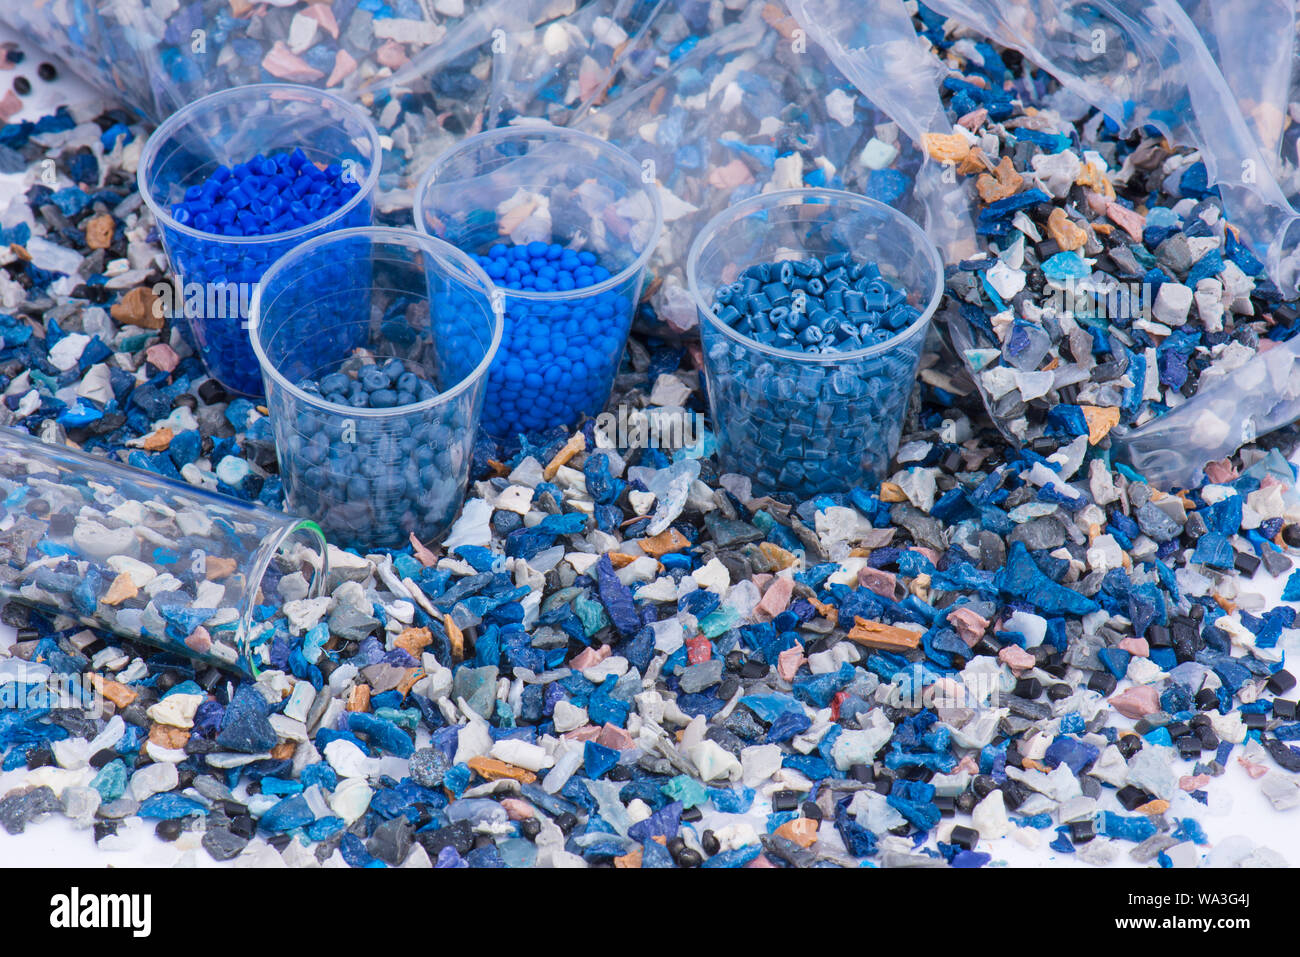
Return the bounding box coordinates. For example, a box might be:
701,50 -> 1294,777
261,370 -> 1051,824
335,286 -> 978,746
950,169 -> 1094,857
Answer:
241,517 -> 327,676
137,82 -> 383,247
686,187 -> 945,364
247,225 -> 504,420
413,123 -> 664,302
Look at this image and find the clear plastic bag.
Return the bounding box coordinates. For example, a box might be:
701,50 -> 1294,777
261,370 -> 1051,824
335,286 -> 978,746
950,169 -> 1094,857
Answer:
786,0 -> 978,264
2,1 -> 513,213
1176,0 -> 1295,170
1136,0 -> 1300,485
926,0 -> 1300,487
1,3 -> 157,112
925,0 -> 1300,292
572,0 -> 974,338
2,1 -> 681,209
2,0 -> 489,121
1110,336 -> 1300,487
483,0 -> 667,130
4,1 -> 610,215
354,0 -> 532,206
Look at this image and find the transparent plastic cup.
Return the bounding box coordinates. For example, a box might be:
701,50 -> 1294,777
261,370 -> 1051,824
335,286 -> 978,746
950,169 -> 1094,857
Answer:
414,124 -> 662,439
138,83 -> 381,398
0,426 -> 326,676
249,227 -> 503,551
688,188 -> 944,497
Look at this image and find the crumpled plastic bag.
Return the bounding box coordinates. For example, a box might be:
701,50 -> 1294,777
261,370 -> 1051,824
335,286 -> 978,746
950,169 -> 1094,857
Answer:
787,0 -> 978,263
483,0 -> 666,130
926,0 -> 1300,293
926,0 -> 1300,487
2,1 -> 670,213
2,0 -> 496,120
1110,337 -> 1300,485
1177,0 -> 1295,171
570,0 -> 975,338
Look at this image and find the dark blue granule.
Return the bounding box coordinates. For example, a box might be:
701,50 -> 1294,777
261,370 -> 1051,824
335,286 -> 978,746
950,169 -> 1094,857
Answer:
1223,227 -> 1264,275
1160,683 -> 1194,714
77,337 -> 114,374
463,844 -> 506,868
348,712 -> 415,758
340,832 -> 382,868
1262,737 -> 1300,772
215,684 -> 277,754
593,503 -> 623,532
583,452 -> 624,505
1157,347 -> 1191,390
588,687 -> 632,725
1043,736 -> 1099,774
259,794 -> 313,833
1041,405 -> 1085,442
679,589 -> 720,618
766,710 -> 812,742
1048,828 -> 1076,854
614,626 -> 655,673
63,146 -> 98,185
137,792 -> 208,821
306,817 -> 345,843
1172,818 -> 1208,845
976,188 -> 1051,237
627,800 -> 682,844
832,798 -> 878,857
865,168 -> 911,204
595,554 -> 640,635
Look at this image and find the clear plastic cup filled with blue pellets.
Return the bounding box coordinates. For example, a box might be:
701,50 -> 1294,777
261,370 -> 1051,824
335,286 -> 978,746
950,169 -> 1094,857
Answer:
139,83 -> 380,398
249,227 -> 503,551
688,188 -> 943,497
415,125 -> 662,438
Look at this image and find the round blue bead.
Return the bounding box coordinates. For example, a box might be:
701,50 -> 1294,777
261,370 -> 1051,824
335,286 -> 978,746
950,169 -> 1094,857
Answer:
320,372 -> 349,395
359,368 -> 388,392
